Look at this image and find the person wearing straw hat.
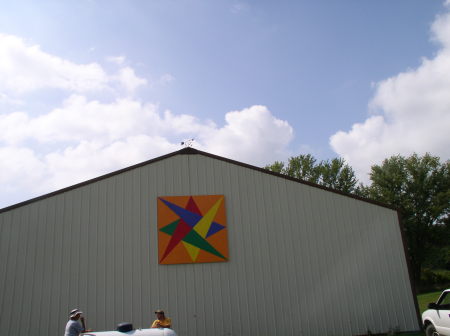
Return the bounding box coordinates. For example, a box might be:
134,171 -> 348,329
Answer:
151,309 -> 172,329
64,309 -> 90,336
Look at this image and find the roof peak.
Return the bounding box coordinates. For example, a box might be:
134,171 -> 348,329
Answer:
178,147 -> 200,154
0,147 -> 395,213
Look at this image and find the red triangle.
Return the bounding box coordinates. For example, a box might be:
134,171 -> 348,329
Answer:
160,219 -> 192,262
186,196 -> 202,216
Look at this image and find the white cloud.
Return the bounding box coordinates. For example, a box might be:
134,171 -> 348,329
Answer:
115,66 -> 148,92
0,92 -> 23,106
0,95 -> 293,207
0,34 -> 147,95
330,7 -> 450,182
199,105 -> 293,166
44,136 -> 179,190
0,146 -> 46,191
0,32 -> 294,208
0,34 -> 109,93
0,95 -> 225,147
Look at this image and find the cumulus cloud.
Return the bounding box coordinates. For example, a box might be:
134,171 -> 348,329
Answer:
0,95 -> 293,207
0,34 -> 109,93
0,34 -> 146,95
115,67 -> 148,92
0,92 -> 23,106
330,6 -> 450,182
44,135 -> 179,190
200,105 -> 293,166
0,146 -> 46,189
0,95 -> 158,145
0,32 -> 293,208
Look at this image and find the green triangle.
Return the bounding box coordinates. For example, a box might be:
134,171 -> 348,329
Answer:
182,230 -> 226,260
160,219 -> 180,236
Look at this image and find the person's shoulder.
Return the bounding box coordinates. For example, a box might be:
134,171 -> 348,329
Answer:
68,320 -> 82,328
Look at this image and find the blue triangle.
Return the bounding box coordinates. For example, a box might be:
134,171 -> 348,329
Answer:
206,222 -> 225,238
159,198 -> 201,228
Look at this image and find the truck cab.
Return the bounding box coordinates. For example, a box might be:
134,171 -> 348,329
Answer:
422,289 -> 450,336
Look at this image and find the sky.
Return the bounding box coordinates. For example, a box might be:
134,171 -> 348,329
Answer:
1,0 -> 450,209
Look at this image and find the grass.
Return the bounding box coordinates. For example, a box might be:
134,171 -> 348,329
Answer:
395,291 -> 444,336
348,291 -> 445,336
417,290 -> 442,314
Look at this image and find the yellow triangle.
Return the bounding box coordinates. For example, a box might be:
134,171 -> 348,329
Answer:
183,241 -> 200,261
193,197 -> 223,238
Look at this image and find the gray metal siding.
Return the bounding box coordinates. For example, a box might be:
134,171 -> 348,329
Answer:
0,153 -> 419,336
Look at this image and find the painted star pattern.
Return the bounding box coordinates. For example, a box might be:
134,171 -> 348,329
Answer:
158,195 -> 228,264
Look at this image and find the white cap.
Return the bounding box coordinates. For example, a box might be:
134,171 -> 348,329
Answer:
70,309 -> 83,318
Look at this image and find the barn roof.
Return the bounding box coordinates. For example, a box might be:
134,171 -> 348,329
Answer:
0,147 -> 395,213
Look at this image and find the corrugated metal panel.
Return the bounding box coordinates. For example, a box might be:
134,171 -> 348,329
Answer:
0,153 -> 419,336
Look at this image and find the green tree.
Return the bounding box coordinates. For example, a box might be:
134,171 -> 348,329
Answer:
364,153 -> 450,285
284,154 -> 321,183
319,158 -> 358,193
264,161 -> 285,174
264,154 -> 358,193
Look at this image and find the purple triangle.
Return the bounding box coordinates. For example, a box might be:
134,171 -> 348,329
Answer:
206,222 -> 225,238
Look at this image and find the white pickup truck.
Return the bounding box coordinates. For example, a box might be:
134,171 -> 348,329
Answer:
82,323 -> 177,336
422,289 -> 450,336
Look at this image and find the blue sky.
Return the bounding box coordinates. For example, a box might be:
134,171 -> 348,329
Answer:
1,0 -> 449,208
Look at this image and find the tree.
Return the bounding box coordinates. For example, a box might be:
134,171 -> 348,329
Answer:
423,218 -> 450,270
364,153 -> 450,285
264,161 -> 285,174
319,158 -> 358,193
264,154 -> 358,193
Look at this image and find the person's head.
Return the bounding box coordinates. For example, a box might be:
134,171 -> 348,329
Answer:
69,309 -> 83,320
155,309 -> 165,320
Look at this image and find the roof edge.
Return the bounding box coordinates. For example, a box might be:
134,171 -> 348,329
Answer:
0,148 -> 188,213
183,148 -> 396,211
0,147 -> 395,213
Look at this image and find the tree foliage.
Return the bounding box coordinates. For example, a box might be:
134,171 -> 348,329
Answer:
320,158 -> 358,193
363,153 -> 450,284
264,154 -> 358,193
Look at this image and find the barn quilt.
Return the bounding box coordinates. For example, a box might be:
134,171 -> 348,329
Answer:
157,195 -> 229,264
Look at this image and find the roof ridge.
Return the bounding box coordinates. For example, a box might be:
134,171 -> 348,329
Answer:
0,147 -> 396,213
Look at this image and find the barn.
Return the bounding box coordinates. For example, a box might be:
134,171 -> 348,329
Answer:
0,147 -> 420,336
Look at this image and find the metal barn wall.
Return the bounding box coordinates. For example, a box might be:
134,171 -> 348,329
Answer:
0,153 -> 419,336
